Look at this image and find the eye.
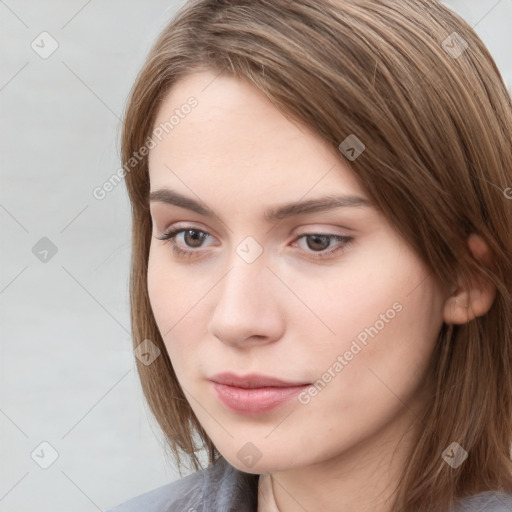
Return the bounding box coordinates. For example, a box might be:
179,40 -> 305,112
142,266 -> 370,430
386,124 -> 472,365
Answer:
155,225 -> 353,260
293,233 -> 353,258
155,227 -> 214,258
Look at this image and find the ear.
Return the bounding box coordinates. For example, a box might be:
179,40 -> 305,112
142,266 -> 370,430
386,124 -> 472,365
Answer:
443,234 -> 497,325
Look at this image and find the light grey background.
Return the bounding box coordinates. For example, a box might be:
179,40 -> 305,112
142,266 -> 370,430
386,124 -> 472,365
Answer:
1,1 -> 510,511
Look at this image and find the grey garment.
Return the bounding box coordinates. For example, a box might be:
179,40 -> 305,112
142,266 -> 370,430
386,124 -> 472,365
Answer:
105,456 -> 258,512
453,491 -> 512,512
106,456 -> 512,512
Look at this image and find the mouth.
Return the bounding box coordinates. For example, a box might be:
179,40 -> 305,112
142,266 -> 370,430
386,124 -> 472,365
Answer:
209,372 -> 311,388
209,372 -> 311,414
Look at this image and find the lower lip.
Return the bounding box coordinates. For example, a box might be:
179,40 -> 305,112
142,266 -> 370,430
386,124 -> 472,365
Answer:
211,382 -> 310,414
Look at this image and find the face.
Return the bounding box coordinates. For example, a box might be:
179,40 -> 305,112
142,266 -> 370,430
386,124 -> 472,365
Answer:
147,70 -> 447,475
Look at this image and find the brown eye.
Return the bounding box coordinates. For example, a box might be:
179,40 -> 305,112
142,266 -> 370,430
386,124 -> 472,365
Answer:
182,229 -> 208,248
305,234 -> 332,252
155,226 -> 215,258
294,233 -> 353,259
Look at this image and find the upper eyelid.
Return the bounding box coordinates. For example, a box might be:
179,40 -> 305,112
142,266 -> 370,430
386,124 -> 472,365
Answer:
160,223 -> 350,236
150,207 -> 361,231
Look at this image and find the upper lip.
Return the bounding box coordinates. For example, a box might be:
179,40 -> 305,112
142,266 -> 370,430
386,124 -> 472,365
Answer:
209,372 -> 311,389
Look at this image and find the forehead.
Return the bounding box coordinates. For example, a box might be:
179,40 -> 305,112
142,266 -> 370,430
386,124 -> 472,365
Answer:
148,70 -> 365,203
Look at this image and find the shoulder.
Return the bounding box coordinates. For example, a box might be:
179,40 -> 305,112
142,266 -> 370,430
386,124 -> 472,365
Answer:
454,490 -> 512,511
105,456 -> 259,512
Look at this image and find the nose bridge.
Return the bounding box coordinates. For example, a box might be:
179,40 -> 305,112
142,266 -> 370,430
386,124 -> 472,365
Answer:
207,242 -> 282,345
219,231 -> 270,299
218,246 -> 269,314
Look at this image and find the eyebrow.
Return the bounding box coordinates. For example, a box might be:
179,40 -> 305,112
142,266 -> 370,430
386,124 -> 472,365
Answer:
149,188 -> 372,222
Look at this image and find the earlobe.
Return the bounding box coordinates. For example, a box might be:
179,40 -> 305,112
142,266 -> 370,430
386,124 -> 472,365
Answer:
442,234 -> 496,325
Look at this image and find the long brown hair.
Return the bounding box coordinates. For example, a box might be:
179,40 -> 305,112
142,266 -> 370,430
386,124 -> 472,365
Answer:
120,1 -> 512,510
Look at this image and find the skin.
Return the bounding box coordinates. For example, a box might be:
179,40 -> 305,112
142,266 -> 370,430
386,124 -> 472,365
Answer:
146,70 -> 496,512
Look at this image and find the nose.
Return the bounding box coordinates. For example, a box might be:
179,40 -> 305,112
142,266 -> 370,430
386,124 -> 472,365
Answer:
207,254 -> 285,348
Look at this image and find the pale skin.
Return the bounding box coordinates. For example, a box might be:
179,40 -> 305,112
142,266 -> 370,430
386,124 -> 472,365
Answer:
146,70 -> 496,512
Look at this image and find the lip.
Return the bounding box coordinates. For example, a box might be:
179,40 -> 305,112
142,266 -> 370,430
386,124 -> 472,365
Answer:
209,372 -> 311,414
209,372 -> 310,388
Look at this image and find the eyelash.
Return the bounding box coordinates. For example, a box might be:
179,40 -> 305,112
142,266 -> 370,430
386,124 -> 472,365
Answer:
155,226 -> 353,260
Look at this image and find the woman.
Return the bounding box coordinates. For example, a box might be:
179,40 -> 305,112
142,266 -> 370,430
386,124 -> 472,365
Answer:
107,0 -> 512,510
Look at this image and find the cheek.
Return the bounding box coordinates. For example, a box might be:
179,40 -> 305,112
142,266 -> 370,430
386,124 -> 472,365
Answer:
329,300 -> 441,425
147,246 -> 198,328
295,244 -> 433,349
300,242 -> 444,392
147,248 -> 172,330
147,247 -> 208,369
